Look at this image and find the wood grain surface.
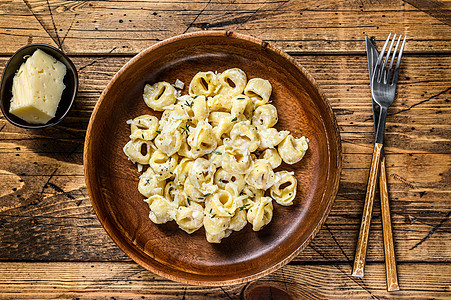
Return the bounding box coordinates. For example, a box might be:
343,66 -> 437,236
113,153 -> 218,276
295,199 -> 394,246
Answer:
0,0 -> 450,298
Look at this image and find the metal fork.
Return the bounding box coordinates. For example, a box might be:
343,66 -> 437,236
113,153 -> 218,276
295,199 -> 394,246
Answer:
352,34 -> 406,278
372,34 -> 406,145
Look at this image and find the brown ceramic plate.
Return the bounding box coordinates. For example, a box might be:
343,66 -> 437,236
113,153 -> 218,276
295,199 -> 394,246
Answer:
84,31 -> 341,285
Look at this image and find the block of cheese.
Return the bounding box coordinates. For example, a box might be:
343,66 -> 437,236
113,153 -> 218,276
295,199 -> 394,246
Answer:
10,49 -> 67,124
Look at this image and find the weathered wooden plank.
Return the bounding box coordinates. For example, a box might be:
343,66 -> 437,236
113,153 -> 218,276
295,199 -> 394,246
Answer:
0,0 -> 450,55
0,262 -> 449,299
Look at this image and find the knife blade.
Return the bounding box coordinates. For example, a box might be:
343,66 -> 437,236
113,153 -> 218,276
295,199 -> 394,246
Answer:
366,37 -> 384,157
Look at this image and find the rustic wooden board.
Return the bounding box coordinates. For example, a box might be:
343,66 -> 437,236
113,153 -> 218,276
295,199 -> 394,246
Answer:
0,0 -> 450,55
0,55 -> 449,267
0,262 -> 449,299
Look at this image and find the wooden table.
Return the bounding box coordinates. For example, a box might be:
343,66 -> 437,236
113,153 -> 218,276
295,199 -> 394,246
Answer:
0,0 -> 450,299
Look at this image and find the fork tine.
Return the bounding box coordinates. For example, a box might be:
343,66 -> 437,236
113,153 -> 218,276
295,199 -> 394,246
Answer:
375,34 -> 392,82
388,35 -> 402,82
382,34 -> 397,83
392,36 -> 407,85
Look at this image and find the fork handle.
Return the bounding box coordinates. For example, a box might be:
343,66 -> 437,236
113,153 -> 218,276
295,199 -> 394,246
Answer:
352,143 -> 383,277
380,156 -> 400,291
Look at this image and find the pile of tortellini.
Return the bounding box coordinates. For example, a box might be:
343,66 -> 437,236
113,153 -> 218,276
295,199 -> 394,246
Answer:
123,68 -> 309,243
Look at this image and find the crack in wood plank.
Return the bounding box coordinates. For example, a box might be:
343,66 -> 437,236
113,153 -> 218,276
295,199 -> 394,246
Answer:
403,0 -> 451,26
309,243 -> 381,300
46,182 -> 76,200
325,223 -> 352,263
394,212 -> 451,234
46,0 -> 62,49
22,0 -> 60,48
410,210 -> 451,250
39,168 -> 58,202
363,86 -> 451,123
77,48 -> 118,72
183,0 -> 212,34
60,13 -> 78,48
219,286 -> 233,300
389,86 -> 451,117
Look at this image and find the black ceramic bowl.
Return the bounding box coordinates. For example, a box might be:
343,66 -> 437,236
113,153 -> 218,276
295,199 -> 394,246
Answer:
0,44 -> 78,129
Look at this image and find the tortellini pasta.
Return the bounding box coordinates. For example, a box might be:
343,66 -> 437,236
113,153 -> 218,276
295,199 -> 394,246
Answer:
128,115 -> 159,141
176,202 -> 204,234
124,69 -> 309,243
278,135 -> 309,164
189,71 -> 219,97
123,139 -> 155,165
247,196 -> 273,231
218,68 -> 247,96
252,104 -> 278,129
244,78 -> 272,107
245,159 -> 275,190
143,82 -> 177,111
270,171 -> 297,206
259,148 -> 282,169
138,167 -> 165,198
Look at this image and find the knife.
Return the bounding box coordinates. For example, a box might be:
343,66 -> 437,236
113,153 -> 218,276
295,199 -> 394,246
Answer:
365,37 -> 400,291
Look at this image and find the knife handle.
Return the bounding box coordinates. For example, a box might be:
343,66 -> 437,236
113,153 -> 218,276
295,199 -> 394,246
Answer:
380,156 -> 400,291
352,143 -> 383,277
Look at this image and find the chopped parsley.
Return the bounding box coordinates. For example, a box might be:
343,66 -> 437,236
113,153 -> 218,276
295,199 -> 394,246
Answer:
198,193 -> 211,200
184,100 -> 194,107
181,124 -> 190,135
211,214 -> 216,218
156,130 -> 161,134
212,151 -> 222,155
187,198 -> 191,205
231,117 -> 237,122
239,203 -> 251,211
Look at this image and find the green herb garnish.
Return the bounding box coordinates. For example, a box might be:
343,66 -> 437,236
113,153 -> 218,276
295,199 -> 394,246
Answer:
156,130 -> 161,134
239,203 -> 250,211
180,124 -> 190,135
211,214 -> 216,218
231,117 -> 237,122
184,100 -> 194,107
